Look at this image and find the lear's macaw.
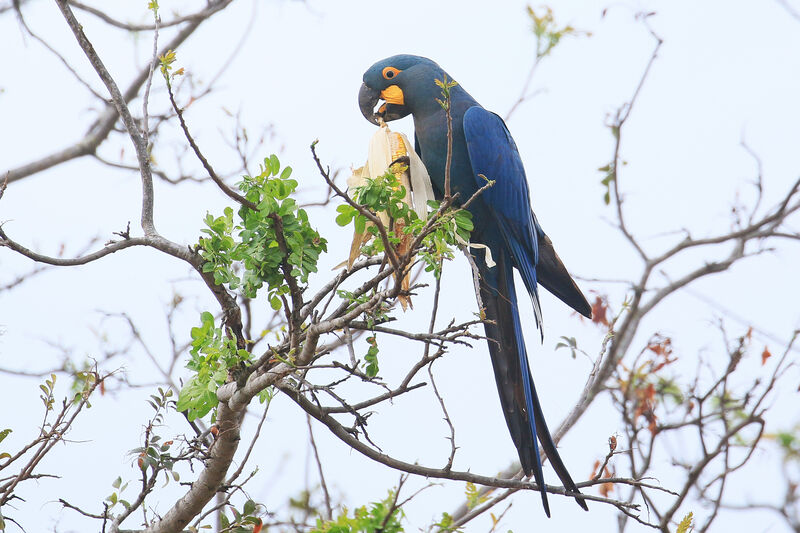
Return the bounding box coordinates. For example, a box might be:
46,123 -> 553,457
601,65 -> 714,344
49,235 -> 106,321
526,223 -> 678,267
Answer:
358,55 -> 591,516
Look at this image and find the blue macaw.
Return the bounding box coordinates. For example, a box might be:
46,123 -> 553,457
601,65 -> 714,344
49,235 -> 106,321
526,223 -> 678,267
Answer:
358,55 -> 592,516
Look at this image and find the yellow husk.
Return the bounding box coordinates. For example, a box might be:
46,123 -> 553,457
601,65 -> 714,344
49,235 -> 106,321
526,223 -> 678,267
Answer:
344,123 -> 435,310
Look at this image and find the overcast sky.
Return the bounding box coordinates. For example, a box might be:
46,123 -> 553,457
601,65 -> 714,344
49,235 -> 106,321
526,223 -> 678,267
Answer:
2,0 -> 800,531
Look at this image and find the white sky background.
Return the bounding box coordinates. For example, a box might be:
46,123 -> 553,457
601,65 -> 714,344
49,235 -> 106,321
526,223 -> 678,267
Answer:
1,0 -> 800,531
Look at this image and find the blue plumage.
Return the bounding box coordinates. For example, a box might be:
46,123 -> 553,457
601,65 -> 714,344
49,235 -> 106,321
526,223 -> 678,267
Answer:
359,55 -> 591,516
463,107 -> 544,336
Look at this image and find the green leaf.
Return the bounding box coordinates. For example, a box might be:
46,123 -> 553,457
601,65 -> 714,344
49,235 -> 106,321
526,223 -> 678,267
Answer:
455,213 -> 473,231
335,205 -> 354,226
354,214 -> 366,235
177,378 -> 219,421
269,154 -> 280,176
364,336 -> 380,377
243,499 -> 256,516
258,386 -> 275,405
336,213 -> 353,227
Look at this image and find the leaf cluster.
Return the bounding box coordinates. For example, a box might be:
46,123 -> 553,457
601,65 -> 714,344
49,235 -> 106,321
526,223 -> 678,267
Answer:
38,373 -> 57,412
617,334 -> 682,435
335,168 -> 473,278
199,156 -> 327,310
434,75 -> 458,111
418,201 -> 473,277
217,499 -> 263,532
311,490 -> 404,533
773,429 -> 800,462
464,481 -> 489,510
431,513 -> 462,532
130,389 -> 181,481
0,429 -> 11,462
527,5 -> 589,59
105,476 -> 132,512
364,335 -> 380,378
130,434 -> 180,486
177,312 -> 252,420
158,49 -> 185,86
335,169 -> 416,235
555,335 -> 587,359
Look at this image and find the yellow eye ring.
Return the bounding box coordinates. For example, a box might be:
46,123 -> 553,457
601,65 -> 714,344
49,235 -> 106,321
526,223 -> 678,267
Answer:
382,67 -> 401,80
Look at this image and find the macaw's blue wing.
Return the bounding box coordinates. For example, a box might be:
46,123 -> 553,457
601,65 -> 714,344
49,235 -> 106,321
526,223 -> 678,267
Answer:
463,106 -> 588,514
463,107 -> 544,334
464,108 -> 592,320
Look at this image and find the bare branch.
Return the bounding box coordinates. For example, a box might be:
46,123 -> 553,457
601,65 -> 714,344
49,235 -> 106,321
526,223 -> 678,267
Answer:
306,414 -> 333,520
280,379 -> 642,511
67,0 -> 233,32
54,0 -> 156,234
5,6 -> 220,184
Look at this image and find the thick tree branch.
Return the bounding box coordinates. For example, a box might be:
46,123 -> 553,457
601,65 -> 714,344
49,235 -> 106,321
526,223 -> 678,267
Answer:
54,0 -> 157,235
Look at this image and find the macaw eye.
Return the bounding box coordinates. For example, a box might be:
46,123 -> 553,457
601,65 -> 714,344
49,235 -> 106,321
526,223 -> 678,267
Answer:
382,67 -> 400,80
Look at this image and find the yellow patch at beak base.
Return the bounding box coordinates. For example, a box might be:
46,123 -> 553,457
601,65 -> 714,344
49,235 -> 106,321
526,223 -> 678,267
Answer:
380,85 -> 405,105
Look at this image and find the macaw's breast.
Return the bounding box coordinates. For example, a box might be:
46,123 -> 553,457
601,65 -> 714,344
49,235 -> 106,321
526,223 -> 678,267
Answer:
412,103 -> 494,230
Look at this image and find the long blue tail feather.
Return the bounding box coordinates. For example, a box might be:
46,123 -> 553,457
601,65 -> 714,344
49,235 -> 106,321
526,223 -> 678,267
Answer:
475,242 -> 586,516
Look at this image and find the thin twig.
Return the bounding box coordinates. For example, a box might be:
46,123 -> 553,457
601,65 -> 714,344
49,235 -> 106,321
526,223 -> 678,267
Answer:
306,414 -> 333,520
141,5 -> 160,149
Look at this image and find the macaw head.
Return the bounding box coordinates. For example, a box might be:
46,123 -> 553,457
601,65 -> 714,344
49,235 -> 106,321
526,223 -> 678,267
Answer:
358,55 -> 445,125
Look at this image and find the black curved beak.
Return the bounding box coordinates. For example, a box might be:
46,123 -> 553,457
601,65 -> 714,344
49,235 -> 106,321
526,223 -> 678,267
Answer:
358,82 -> 381,125
358,82 -> 411,125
